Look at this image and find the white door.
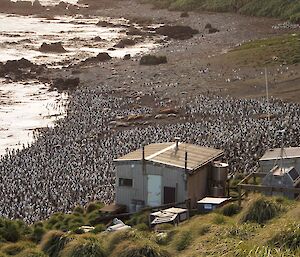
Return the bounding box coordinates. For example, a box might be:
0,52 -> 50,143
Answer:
147,175 -> 162,206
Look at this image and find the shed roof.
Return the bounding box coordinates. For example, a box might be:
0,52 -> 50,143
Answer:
114,142 -> 224,171
197,197 -> 231,205
260,147 -> 300,161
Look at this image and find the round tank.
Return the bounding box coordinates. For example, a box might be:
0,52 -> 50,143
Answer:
212,162 -> 229,182
211,185 -> 225,197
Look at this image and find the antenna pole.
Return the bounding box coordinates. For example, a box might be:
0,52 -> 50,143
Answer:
265,67 -> 271,147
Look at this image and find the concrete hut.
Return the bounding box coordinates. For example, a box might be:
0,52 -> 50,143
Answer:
114,140 -> 224,212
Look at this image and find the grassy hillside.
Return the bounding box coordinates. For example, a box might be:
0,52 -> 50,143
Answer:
144,0 -> 300,23
224,33 -> 300,66
0,194 -> 299,256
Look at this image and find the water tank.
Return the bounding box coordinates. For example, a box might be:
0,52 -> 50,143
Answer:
211,185 -> 225,197
212,162 -> 229,182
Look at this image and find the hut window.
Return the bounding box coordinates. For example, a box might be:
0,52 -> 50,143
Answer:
119,178 -> 133,187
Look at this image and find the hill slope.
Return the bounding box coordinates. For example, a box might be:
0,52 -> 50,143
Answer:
0,195 -> 299,257
144,0 -> 300,23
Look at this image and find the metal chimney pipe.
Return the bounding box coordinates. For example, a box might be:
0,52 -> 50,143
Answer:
142,146 -> 145,160
185,151 -> 188,171
175,137 -> 180,151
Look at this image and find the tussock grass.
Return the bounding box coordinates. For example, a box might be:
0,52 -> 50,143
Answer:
40,230 -> 71,257
0,218 -> 23,243
173,230 -> 193,251
220,203 -> 240,217
15,248 -> 47,257
60,235 -> 106,257
111,240 -> 170,257
269,222 -> 300,251
240,196 -> 282,224
107,230 -> 142,253
1,241 -> 34,256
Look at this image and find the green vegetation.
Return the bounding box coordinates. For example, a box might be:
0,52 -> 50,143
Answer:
226,33 -> 300,66
144,0 -> 300,23
240,196 -> 282,224
61,235 -> 106,257
0,194 -> 299,257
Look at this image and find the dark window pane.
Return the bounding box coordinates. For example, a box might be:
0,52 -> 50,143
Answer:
119,178 -> 133,187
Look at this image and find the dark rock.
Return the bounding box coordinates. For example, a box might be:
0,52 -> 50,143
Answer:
108,48 -> 116,51
155,25 -> 198,40
52,77 -> 80,91
96,20 -> 116,27
208,27 -> 220,34
32,0 -> 42,9
205,23 -> 212,29
180,12 -> 189,17
114,38 -> 137,48
0,58 -> 44,79
126,27 -> 145,36
93,36 -> 103,42
39,42 -> 67,53
204,23 -> 219,34
140,55 -> 167,65
82,52 -> 112,64
123,54 -> 131,60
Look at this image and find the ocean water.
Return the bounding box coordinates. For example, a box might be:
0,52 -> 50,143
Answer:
0,80 -> 68,155
0,8 -> 158,155
0,14 -> 156,66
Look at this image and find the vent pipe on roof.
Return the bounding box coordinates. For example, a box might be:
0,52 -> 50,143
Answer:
185,151 -> 188,171
175,137 -> 180,152
142,146 -> 145,161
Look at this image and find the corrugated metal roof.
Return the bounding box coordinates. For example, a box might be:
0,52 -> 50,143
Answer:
260,147 -> 300,161
114,142 -> 223,171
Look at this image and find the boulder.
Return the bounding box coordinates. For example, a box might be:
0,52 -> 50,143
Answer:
204,23 -> 219,34
93,36 -> 103,42
180,12 -> 189,17
0,58 -> 44,79
82,52 -> 112,64
39,42 -> 67,53
155,25 -> 198,40
140,55 -> 167,65
126,27 -> 145,36
96,20 -> 116,27
52,77 -> 80,91
114,38 -> 136,48
123,54 -> 131,60
208,27 -> 219,34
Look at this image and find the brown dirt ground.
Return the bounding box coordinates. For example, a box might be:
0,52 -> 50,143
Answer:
59,0 -> 300,104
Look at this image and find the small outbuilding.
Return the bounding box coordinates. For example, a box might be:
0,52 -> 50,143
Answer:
259,147 -> 300,173
150,207 -> 189,227
197,197 -> 231,213
262,165 -> 300,199
114,141 -> 224,211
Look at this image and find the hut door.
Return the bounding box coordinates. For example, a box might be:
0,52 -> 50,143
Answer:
164,187 -> 176,204
147,175 -> 162,206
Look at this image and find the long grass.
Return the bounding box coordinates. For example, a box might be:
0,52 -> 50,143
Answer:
240,196 -> 282,224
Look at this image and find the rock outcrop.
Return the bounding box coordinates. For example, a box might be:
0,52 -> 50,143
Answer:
155,25 -> 198,40
39,42 -> 67,53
